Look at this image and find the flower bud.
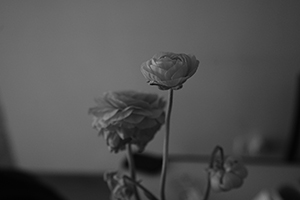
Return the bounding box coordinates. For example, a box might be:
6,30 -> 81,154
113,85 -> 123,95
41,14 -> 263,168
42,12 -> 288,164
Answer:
104,171 -> 134,200
210,156 -> 248,192
141,52 -> 199,90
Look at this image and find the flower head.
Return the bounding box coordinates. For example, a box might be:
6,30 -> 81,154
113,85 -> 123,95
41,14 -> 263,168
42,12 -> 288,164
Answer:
209,156 -> 248,192
89,90 -> 166,153
141,52 -> 199,90
104,172 -> 135,200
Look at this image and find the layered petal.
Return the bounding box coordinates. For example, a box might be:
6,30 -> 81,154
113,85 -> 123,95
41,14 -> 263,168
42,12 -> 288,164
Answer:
89,90 -> 166,153
141,52 -> 199,90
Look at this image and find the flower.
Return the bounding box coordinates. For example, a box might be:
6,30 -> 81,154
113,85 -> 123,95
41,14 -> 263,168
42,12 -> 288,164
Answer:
104,171 -> 135,200
141,52 -> 199,90
88,51 -> 248,200
209,156 -> 248,192
89,90 -> 166,153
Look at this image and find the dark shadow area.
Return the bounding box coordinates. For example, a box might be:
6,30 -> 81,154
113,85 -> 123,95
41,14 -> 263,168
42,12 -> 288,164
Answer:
0,168 -> 110,200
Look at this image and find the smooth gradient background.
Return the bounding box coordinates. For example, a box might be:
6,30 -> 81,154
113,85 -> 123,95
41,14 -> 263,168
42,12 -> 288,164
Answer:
0,1 -> 300,173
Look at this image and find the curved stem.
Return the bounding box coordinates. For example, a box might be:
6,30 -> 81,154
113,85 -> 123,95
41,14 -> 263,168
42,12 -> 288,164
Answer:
208,145 -> 224,168
160,89 -> 174,200
127,143 -> 140,200
203,145 -> 224,200
203,171 -> 211,200
124,176 -> 160,200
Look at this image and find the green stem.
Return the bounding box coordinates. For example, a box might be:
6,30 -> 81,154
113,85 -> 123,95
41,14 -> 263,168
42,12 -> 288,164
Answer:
127,143 -> 140,200
203,146 -> 224,200
160,89 -> 174,200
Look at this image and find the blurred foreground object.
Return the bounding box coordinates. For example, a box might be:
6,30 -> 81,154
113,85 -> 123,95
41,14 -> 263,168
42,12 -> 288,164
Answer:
0,169 -> 66,200
252,189 -> 283,200
252,184 -> 300,200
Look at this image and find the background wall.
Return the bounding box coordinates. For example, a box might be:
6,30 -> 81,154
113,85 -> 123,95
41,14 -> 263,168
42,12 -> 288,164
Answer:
0,0 -> 300,173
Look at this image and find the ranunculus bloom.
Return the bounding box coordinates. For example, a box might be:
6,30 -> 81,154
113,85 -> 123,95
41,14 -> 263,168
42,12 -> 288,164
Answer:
141,52 -> 199,90
209,156 -> 248,192
89,91 -> 166,153
104,171 -> 134,200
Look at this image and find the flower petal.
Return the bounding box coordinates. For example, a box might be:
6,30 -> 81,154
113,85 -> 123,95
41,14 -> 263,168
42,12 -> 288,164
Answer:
132,108 -> 164,119
220,173 -> 243,191
136,118 -> 158,129
105,109 -> 133,125
186,60 -> 199,78
171,63 -> 189,80
160,78 -> 183,87
105,92 -> 128,108
89,90 -> 166,153
164,60 -> 183,79
123,114 -> 145,124
102,109 -> 119,121
149,63 -> 167,80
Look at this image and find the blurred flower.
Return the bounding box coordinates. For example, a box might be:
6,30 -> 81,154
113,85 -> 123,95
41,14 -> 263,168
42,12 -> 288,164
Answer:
104,171 -> 135,200
89,90 -> 166,153
141,52 -> 199,90
252,189 -> 283,200
209,156 -> 248,192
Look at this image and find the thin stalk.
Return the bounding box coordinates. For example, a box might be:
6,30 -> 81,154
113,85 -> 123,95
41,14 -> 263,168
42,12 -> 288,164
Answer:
203,171 -> 211,200
127,143 -> 140,200
203,145 -> 224,200
124,176 -> 160,200
160,89 -> 174,200
208,145 -> 224,168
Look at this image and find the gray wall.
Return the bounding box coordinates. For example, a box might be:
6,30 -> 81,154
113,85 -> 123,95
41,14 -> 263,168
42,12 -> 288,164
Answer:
0,1 -> 300,172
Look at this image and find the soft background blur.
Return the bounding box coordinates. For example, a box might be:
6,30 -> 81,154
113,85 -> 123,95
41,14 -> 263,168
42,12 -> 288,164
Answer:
0,0 -> 300,173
